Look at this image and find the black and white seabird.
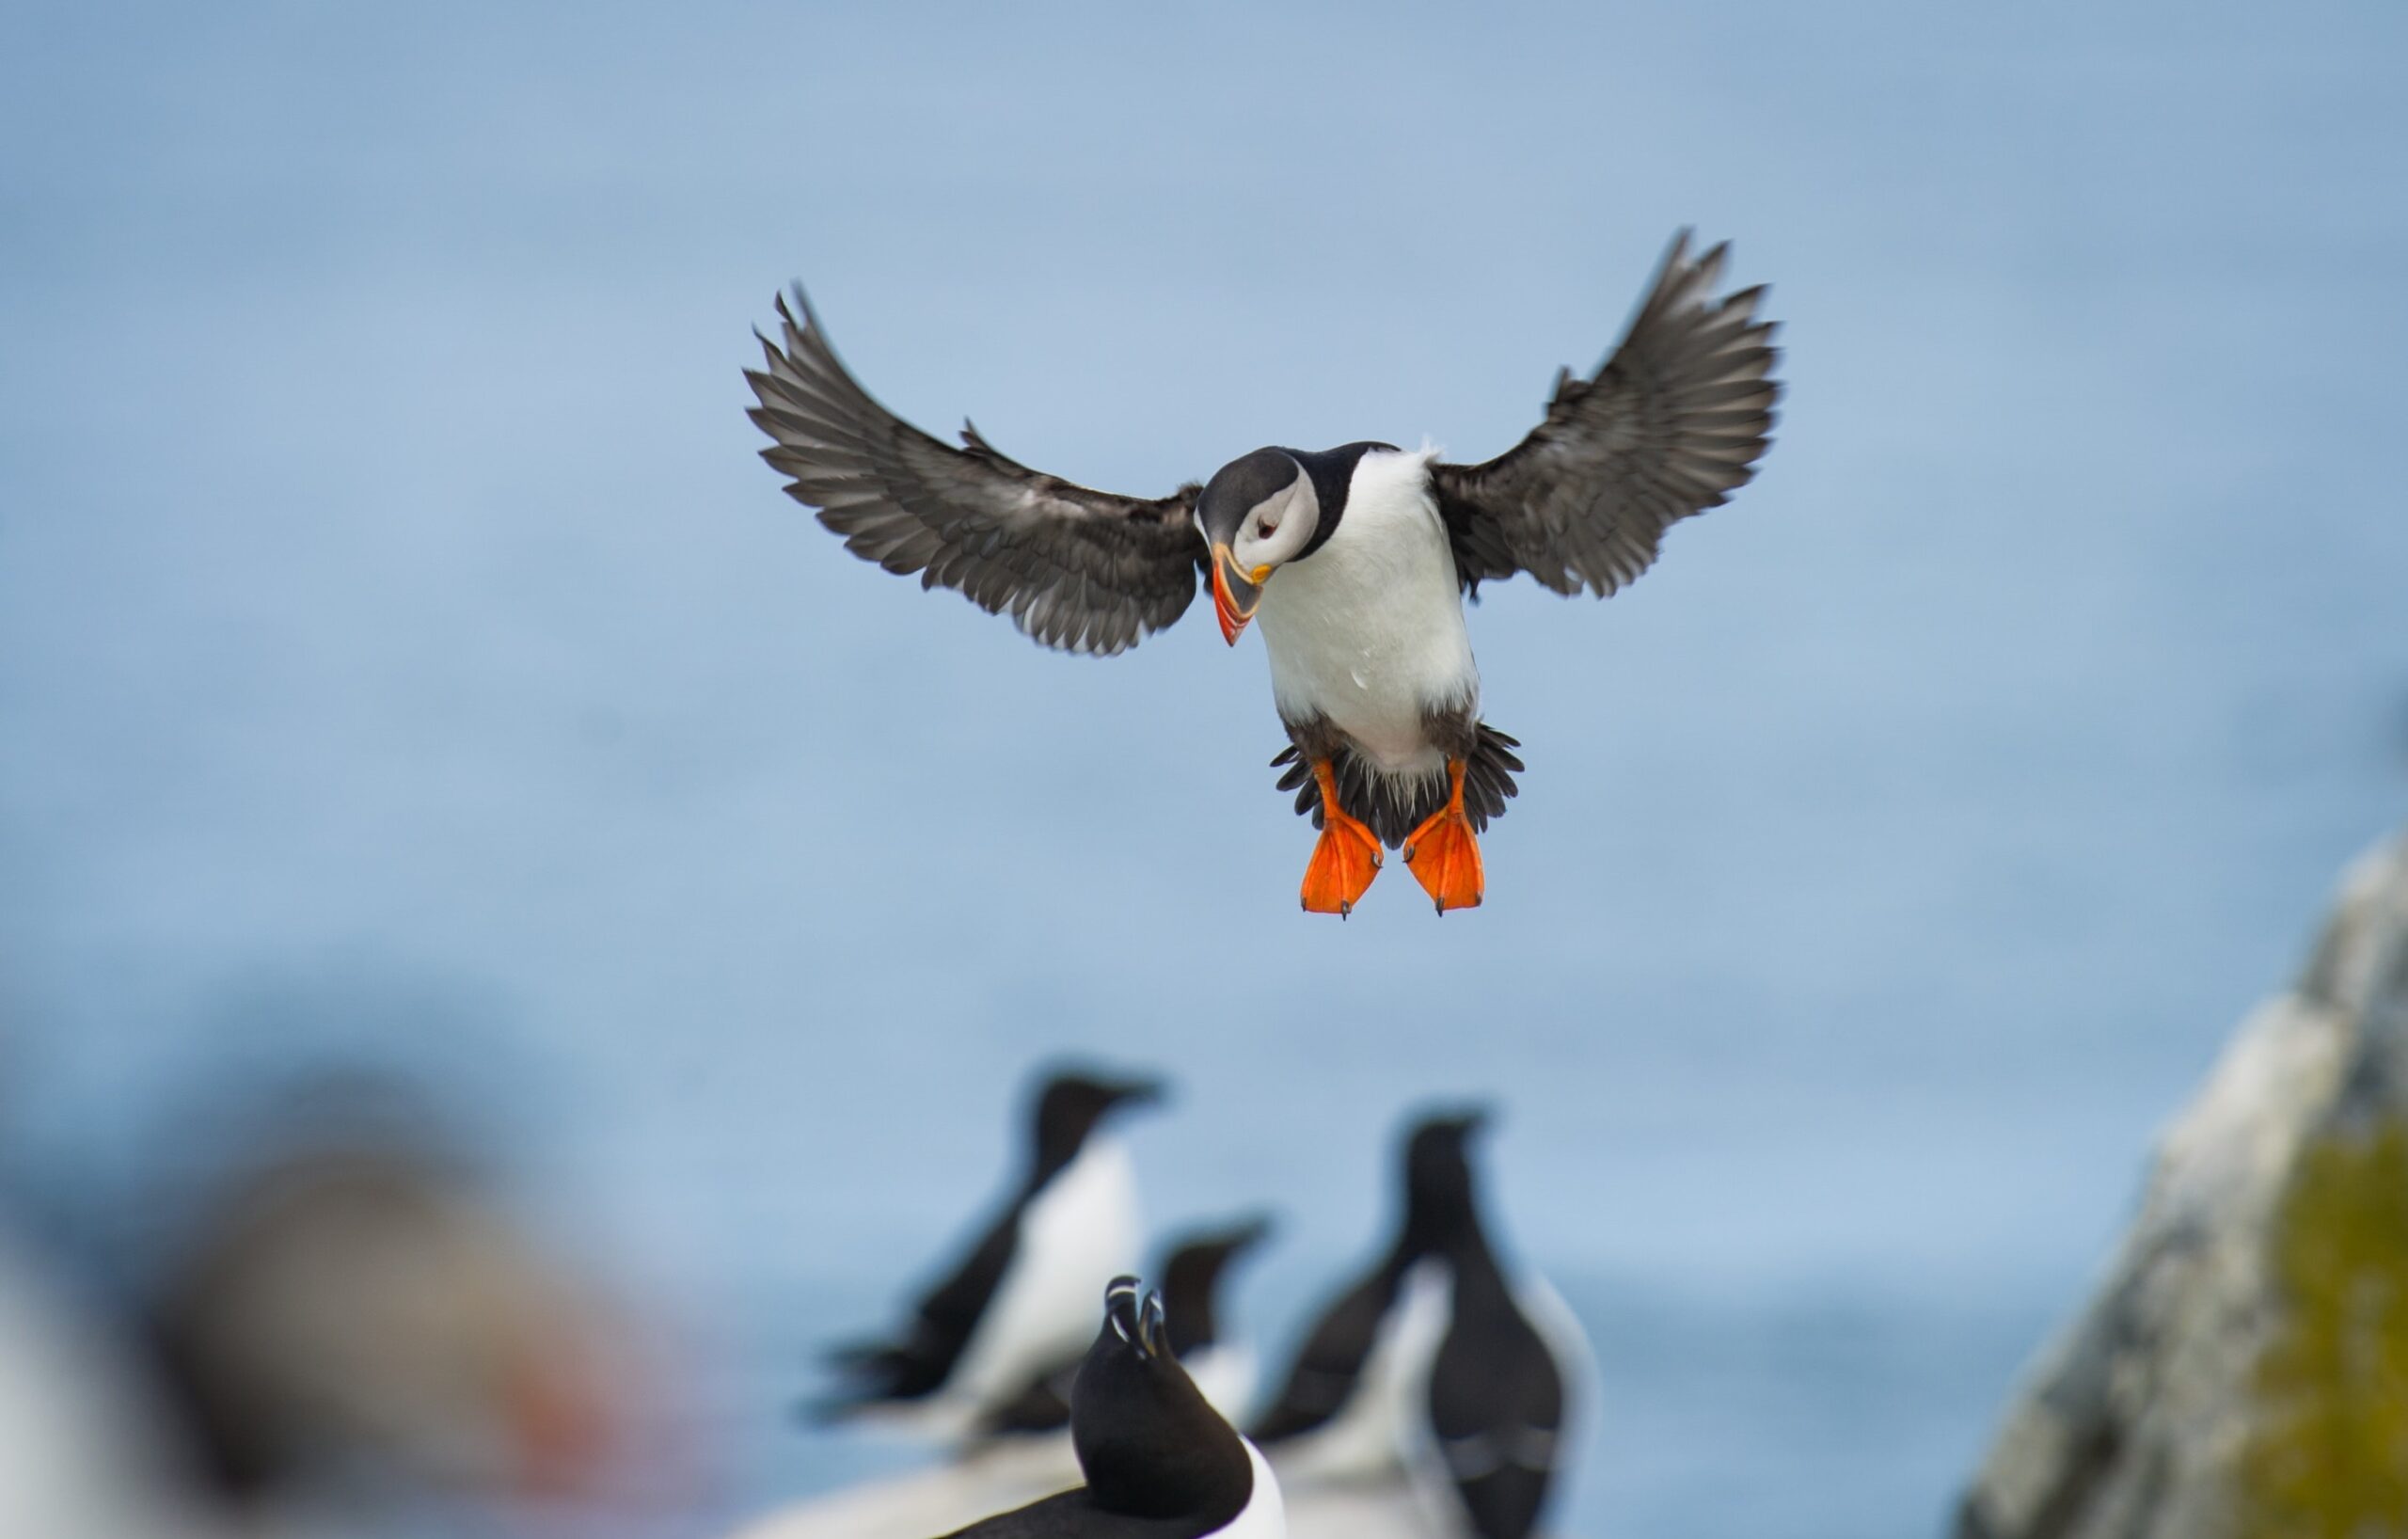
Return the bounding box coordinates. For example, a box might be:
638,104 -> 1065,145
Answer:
819,1070 -> 1164,1439
745,231 -> 1780,914
937,1276 -> 1284,1539
1251,1111 -> 1586,1539
981,1214 -> 1276,1437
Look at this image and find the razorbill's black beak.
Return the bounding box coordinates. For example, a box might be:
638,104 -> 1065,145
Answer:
1104,1275 -> 1150,1355
1107,1074 -> 1167,1111
1217,1213 -> 1275,1255
1137,1287 -> 1172,1359
1210,544 -> 1265,645
1435,1103 -> 1494,1139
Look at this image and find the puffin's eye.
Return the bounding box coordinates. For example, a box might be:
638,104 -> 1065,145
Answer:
1257,516 -> 1278,538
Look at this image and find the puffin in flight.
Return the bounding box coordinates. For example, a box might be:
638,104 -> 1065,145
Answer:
746,231 -> 1780,914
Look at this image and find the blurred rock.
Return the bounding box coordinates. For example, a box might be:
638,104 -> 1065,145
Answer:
150,1141 -> 625,1508
2,1087 -> 671,1539
1956,828 -> 2408,1539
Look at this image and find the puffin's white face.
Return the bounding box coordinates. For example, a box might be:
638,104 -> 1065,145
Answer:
1226,472 -> 1320,575
1198,450 -> 1322,644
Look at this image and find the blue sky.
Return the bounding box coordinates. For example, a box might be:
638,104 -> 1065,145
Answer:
5,3 -> 2406,1532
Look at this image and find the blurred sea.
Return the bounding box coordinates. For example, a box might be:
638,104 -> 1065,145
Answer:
4,4 -> 2406,1536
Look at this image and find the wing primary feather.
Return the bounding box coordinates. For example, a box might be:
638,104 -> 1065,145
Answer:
744,287 -> 1205,656
1431,231 -> 1781,600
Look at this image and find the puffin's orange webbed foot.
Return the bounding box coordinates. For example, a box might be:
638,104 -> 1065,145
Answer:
1402,760 -> 1484,914
1300,759 -> 1383,916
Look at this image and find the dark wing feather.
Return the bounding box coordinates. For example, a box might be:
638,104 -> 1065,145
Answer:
975,1357 -> 1077,1437
1431,230 -> 1781,598
746,290 -> 1206,656
940,1490 -> 1090,1539
815,1206 -> 1021,1415
1247,1263 -> 1404,1444
941,1491 -> 1210,1539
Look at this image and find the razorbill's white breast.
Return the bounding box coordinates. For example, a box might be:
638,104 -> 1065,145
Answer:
817,1069 -> 1162,1441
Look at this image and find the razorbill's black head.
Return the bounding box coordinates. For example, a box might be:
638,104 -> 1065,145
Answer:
1032,1070 -> 1164,1182
1400,1106 -> 1489,1254
941,1277 -> 1282,1539
1158,1215 -> 1274,1360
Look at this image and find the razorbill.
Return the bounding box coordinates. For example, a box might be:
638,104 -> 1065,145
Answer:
937,1277 -> 1283,1539
980,1214 -> 1275,1436
1246,1114 -> 1474,1483
1251,1109 -> 1587,1539
818,1069 -> 1164,1438
746,230 -> 1779,914
1399,1112 -> 1583,1539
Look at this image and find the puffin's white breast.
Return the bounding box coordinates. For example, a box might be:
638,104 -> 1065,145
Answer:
1253,449 -> 1478,775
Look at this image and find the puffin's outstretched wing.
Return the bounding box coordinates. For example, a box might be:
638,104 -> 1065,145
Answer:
747,290 -> 1206,657
1431,231 -> 1780,598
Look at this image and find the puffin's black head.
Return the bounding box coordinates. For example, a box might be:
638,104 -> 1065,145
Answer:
1158,1214 -> 1275,1357
1072,1277 -> 1253,1519
1029,1068 -> 1165,1180
1195,448 -> 1323,644
1400,1103 -> 1491,1254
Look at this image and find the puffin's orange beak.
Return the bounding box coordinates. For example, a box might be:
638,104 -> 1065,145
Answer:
1210,544 -> 1266,645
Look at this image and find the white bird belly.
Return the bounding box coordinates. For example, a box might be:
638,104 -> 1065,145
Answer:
1184,1341 -> 1260,1425
1206,1440 -> 1289,1539
935,1138 -> 1138,1432
1253,450 -> 1478,776
1266,1259 -> 1451,1487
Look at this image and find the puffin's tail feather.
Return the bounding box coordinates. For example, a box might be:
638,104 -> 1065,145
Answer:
1272,724 -> 1522,848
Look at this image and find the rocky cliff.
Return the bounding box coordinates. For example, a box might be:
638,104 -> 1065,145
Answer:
1956,829 -> 2408,1539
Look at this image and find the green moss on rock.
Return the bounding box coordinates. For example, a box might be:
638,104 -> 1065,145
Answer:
2240,1118 -> 2408,1538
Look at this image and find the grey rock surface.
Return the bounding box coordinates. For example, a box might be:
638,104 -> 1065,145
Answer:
1955,828 -> 2408,1539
